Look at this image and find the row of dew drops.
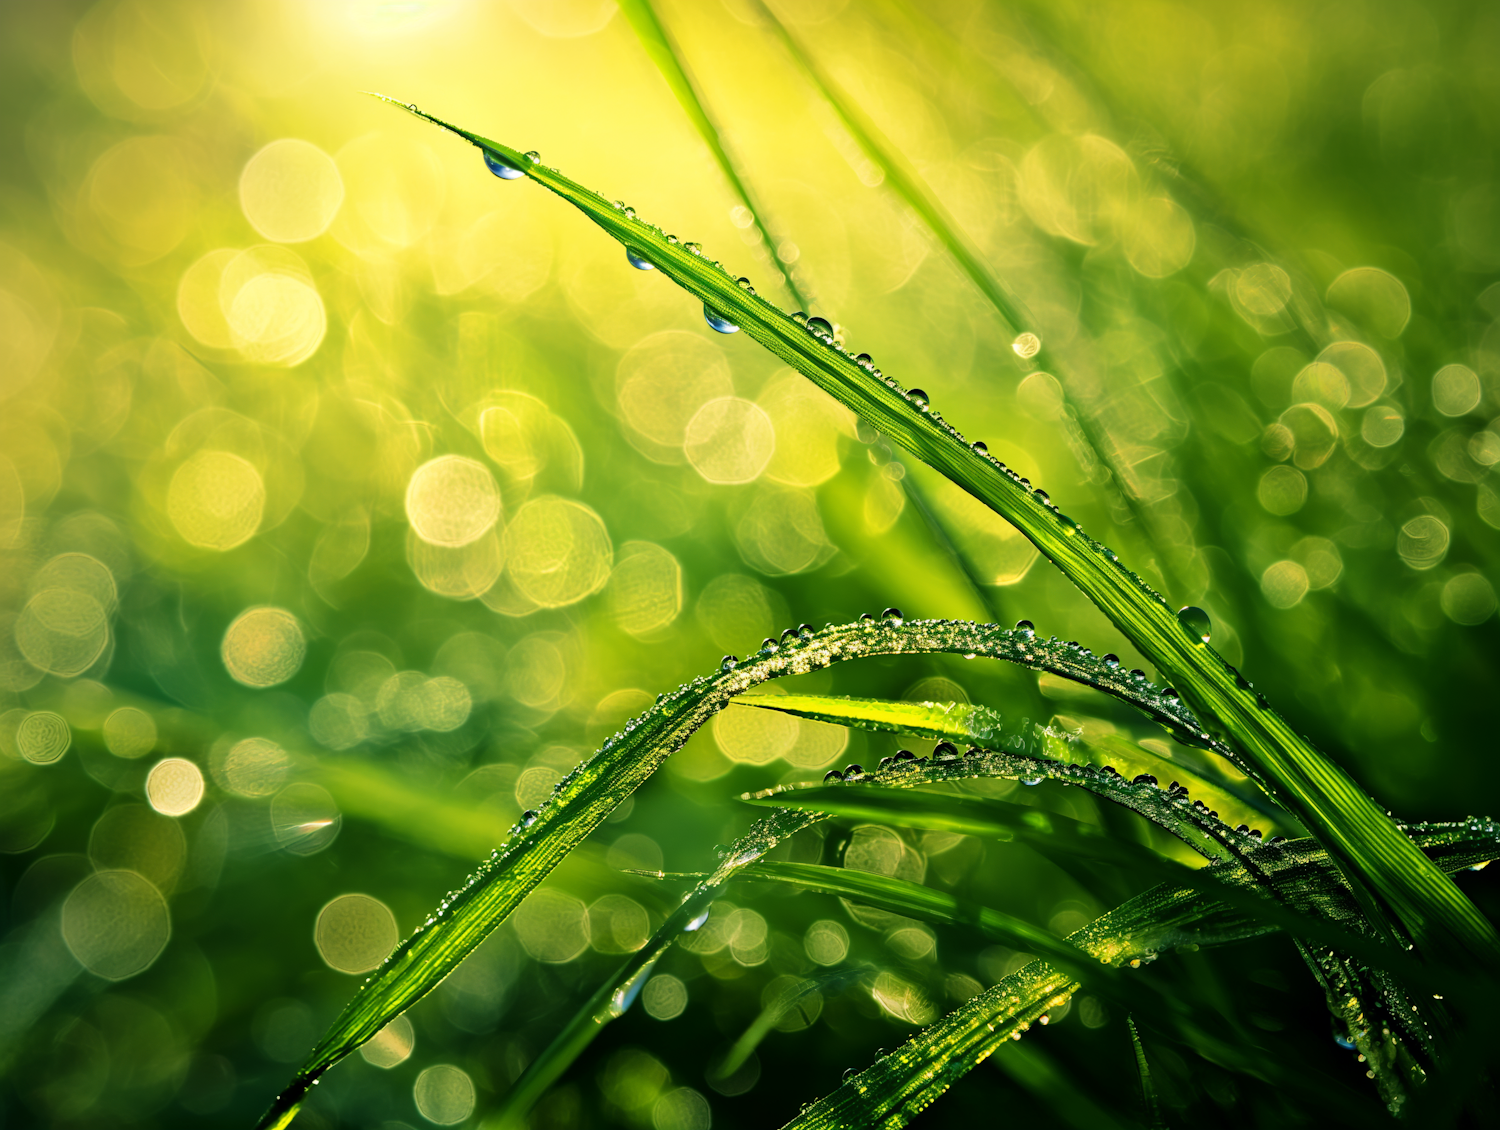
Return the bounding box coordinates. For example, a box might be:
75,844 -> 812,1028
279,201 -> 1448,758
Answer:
479,139 -> 1233,665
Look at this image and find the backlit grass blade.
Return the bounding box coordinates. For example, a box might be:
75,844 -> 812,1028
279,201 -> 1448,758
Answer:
738,684 -> 1278,822
374,94 -> 1500,972
260,616 -> 1191,1127
615,0 -> 810,309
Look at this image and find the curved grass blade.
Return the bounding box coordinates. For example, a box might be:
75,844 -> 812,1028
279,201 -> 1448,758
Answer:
263,617 -> 1181,1127
741,687 -> 1278,818
374,93 -> 1500,970
772,823 -> 1500,1130
616,0 -> 810,309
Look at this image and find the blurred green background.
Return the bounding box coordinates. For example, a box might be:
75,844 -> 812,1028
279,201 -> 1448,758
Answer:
2,0 -> 1498,1127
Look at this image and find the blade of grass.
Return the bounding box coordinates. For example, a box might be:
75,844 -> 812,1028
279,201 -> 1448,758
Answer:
1127,1016 -> 1166,1130
261,616 -> 1202,1127
375,94 -> 1500,973
616,0 -> 811,310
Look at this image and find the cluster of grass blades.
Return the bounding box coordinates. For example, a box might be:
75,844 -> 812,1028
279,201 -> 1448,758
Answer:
252,73 -> 1499,1130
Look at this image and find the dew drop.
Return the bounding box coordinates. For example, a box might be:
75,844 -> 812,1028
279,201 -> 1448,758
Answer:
704,305 -> 740,334
933,741 -> 958,760
721,655 -> 739,672
483,150 -> 524,179
1014,619 -> 1035,636
626,247 -> 655,270
1132,774 -> 1158,787
908,388 -> 929,407
881,607 -> 904,626
1021,776 -> 1043,786
855,353 -> 874,369
971,441 -> 988,455
823,769 -> 844,783
684,242 -> 702,255
666,234 -> 680,245
520,810 -> 538,827
523,150 -> 541,164
806,316 -> 834,338
798,623 -> 814,638
1177,605 -> 1212,644
1102,654 -> 1120,668
844,764 -> 865,778
762,637 -> 779,653
1012,332 -> 1042,359
895,749 -> 916,762
791,311 -> 808,325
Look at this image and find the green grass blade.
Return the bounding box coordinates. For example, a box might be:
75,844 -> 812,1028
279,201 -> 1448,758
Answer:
1127,1016 -> 1166,1130
615,0 -> 810,310
488,804 -> 822,1128
374,94 -> 1500,972
260,617 -> 1184,1127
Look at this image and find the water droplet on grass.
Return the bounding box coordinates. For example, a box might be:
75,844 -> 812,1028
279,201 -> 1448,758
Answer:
1012,332 -> 1041,359
824,769 -> 844,783
1177,605 -> 1212,644
881,607 -> 904,626
1015,620 -> 1035,635
626,247 -> 655,270
524,150 -> 541,163
908,388 -> 929,407
704,306 -> 739,333
807,316 -> 833,338
483,150 -> 524,179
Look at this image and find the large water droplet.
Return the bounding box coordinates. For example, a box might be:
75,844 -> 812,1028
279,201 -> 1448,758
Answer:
1012,332 -> 1041,359
626,247 -> 655,270
971,441 -> 988,455
1014,619 -> 1035,636
520,809 -> 538,827
823,769 -> 844,783
483,150 -> 524,179
881,607 -> 904,626
523,150 -> 541,164
704,305 -> 739,334
1177,605 -> 1212,644
720,655 -> 739,672
806,316 -> 833,339
908,388 -> 929,407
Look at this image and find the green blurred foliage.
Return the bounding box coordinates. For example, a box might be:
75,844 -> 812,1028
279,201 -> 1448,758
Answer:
0,0 -> 1497,1127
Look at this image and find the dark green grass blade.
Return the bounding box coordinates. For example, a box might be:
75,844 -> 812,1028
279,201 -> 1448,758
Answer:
771,825 -> 1500,1130
1127,1015 -> 1167,1129
373,93 -> 1500,972
615,0 -> 810,309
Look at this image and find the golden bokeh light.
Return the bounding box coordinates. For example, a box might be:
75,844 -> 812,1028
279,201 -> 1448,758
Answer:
683,397 -> 775,484
1261,560 -> 1310,609
221,607 -> 306,688
405,455 -> 502,548
1123,196 -> 1196,278
103,706 -> 157,758
407,527 -> 505,600
1327,267 -> 1411,338
220,248 -> 327,366
616,331 -> 734,457
17,711 -> 71,765
14,589 -> 109,679
695,573 -> 776,655
86,136 -> 198,264
359,1016 -> 415,1069
606,541 -> 683,637
146,757 -> 205,817
413,1064 -> 476,1126
1432,364 -> 1482,417
589,893 -> 651,954
220,736 -> 291,797
734,485 -> 835,576
271,782 -> 341,855
758,373 -> 852,488
1318,342 -> 1387,409
332,132 -> 446,256
504,497 -> 613,608
167,450 -> 266,551
239,139 -> 345,243
308,693 -> 369,750
512,888 -> 590,963
61,870 -> 171,981
642,974 -> 688,1021
713,698 -> 799,765
315,893 -> 398,974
